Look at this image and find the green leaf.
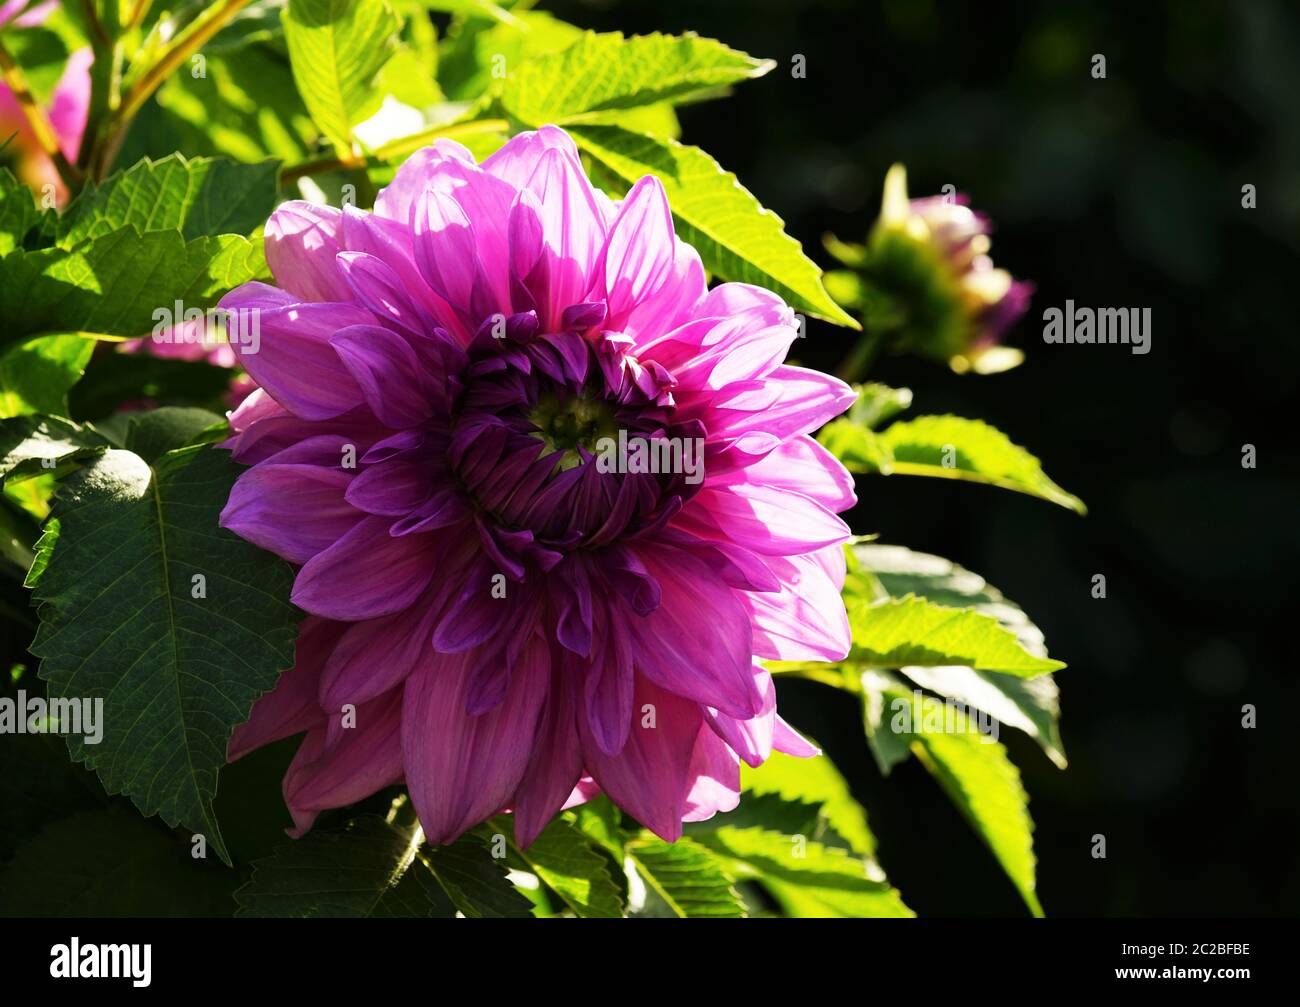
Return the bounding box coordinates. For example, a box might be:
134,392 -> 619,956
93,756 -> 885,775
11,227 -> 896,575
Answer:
235,817 -> 532,917
863,677 -> 1044,916
70,351 -> 239,420
740,749 -> 876,856
856,542 -> 1066,768
0,226 -> 266,346
493,815 -> 623,918
573,125 -> 856,327
436,9 -> 581,102
0,167 -> 40,255
208,0 -> 288,53
0,415 -> 108,482
284,0 -> 402,153
848,595 -> 1064,677
236,817 -> 443,917
858,670 -> 915,775
54,155 -> 280,248
502,31 -> 773,124
123,407 -> 227,463
0,808 -> 240,917
419,0 -> 525,29
693,827 -> 913,918
28,445 -> 302,866
152,46 -> 316,163
0,336 -> 95,418
625,836 -> 746,917
817,383 -> 914,470
420,838 -> 535,917
825,412 -> 1085,514
0,678 -> 107,861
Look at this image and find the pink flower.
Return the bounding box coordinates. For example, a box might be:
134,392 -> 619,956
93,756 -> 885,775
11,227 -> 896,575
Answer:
0,3 -> 91,205
220,126 -> 856,846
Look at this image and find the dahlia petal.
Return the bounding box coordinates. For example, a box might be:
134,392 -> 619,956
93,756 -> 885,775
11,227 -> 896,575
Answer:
745,546 -> 851,661
227,617 -> 345,761
402,643 -> 549,844
318,594 -> 442,711
684,483 -> 851,556
336,250 -> 431,338
522,146 -> 606,327
48,48 -> 91,162
580,674 -> 701,842
343,459 -> 432,516
226,387 -> 286,436
773,715 -> 821,758
222,293 -> 370,420
709,365 -> 857,450
512,642 -> 584,847
682,727 -> 742,822
623,239 -> 706,341
715,434 -> 857,512
331,323 -> 436,428
220,464 -> 359,565
292,515 -> 437,620
704,664 -> 778,768
583,607 -> 635,756
430,554 -> 514,652
626,546 -> 761,719
284,687 -> 404,837
412,187 -> 489,319
340,205 -> 460,330
374,138 -> 475,224
596,175 -> 676,328
482,124 -> 583,190
264,201 -> 350,302
420,156 -> 516,309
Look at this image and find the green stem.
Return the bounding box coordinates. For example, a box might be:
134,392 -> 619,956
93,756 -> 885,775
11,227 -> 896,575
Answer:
836,328 -> 886,383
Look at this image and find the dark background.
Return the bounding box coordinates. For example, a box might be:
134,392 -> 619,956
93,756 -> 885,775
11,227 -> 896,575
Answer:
549,0 -> 1300,917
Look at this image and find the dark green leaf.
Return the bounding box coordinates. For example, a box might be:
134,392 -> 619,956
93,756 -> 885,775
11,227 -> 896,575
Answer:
0,809 -> 240,917
28,445 -> 302,865
0,415 -> 108,482
237,817 -> 461,917
124,406 -> 226,463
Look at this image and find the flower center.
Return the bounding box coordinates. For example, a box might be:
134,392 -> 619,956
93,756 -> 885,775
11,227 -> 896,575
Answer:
528,392 -> 619,471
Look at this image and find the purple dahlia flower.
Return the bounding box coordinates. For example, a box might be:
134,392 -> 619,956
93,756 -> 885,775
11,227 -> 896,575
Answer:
220,126 -> 857,847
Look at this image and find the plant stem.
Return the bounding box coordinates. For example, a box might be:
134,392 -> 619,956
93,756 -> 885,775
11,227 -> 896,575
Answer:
0,38 -> 82,189
126,0 -> 155,30
86,0 -> 252,179
117,0 -> 253,124
836,328 -> 886,383
80,0 -> 113,49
